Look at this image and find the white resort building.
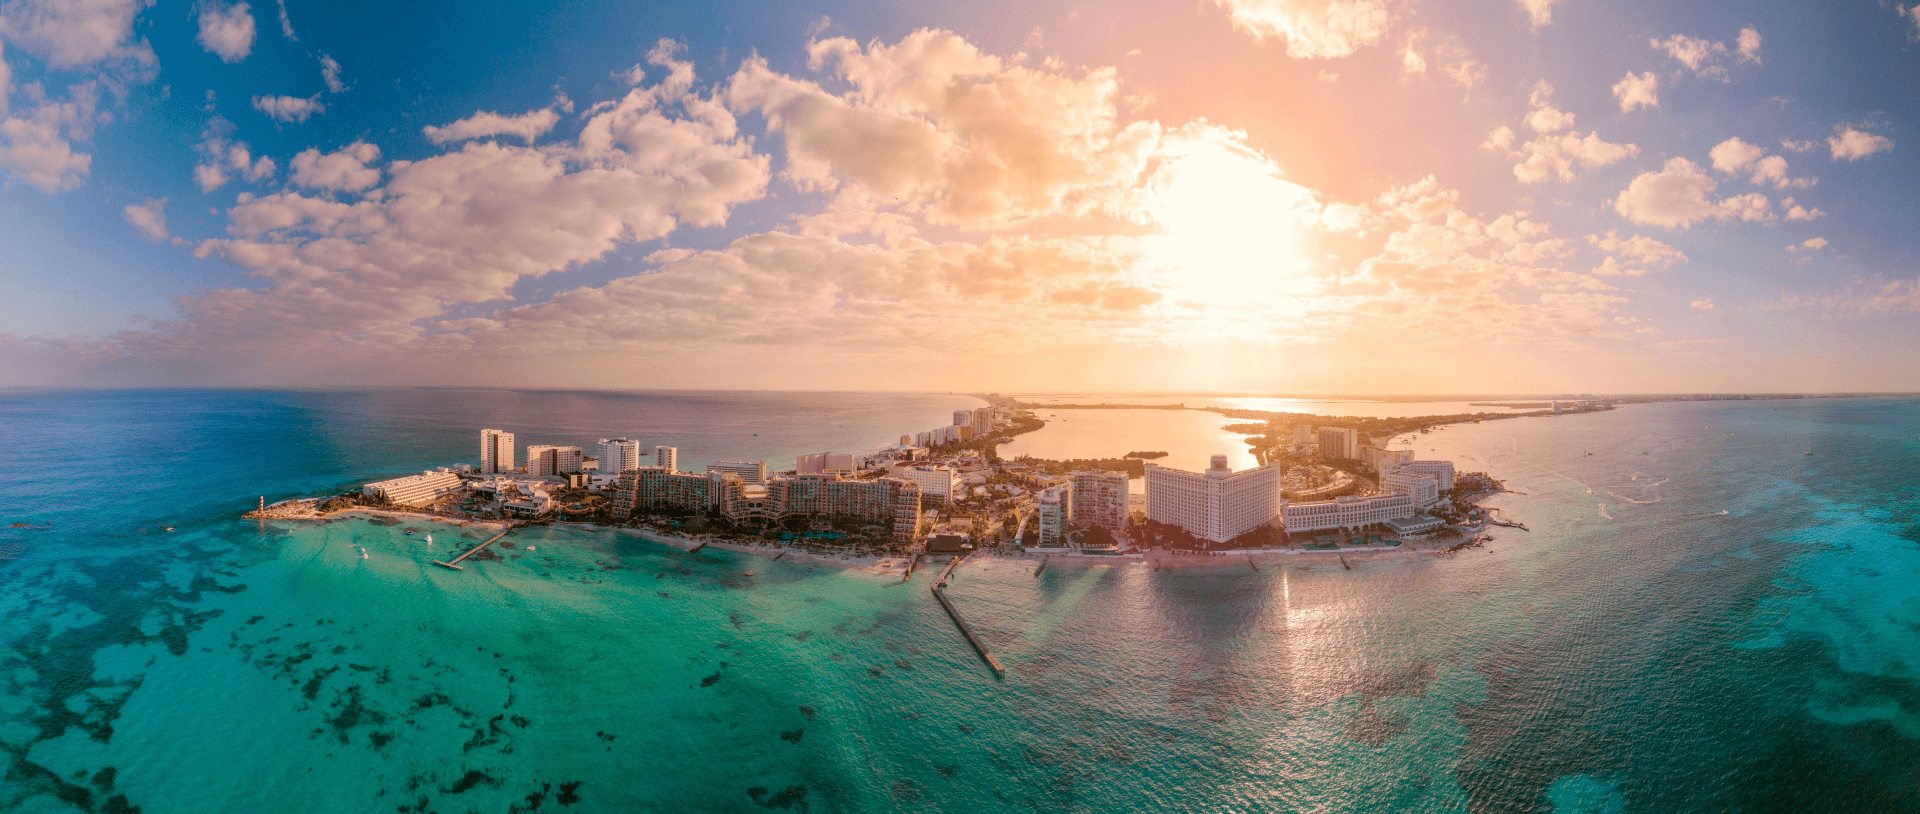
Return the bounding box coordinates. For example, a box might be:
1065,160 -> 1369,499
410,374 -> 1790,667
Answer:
1281,493 -> 1416,535
480,429 -> 515,474
600,438 -> 641,473
363,470 -> 464,507
653,446 -> 678,473
1144,456 -> 1285,544
892,465 -> 964,503
1380,469 -> 1441,509
706,460 -> 768,484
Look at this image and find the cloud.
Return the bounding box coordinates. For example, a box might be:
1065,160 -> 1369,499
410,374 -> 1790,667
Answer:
1515,0 -> 1558,28
726,28 -> 1164,229
273,0 -> 293,38
0,0 -> 156,71
194,1 -> 255,63
320,54 -> 345,93
423,108 -> 561,145
1400,38 -> 1425,74
1524,80 -> 1575,132
289,141 -> 381,191
1612,71 -> 1658,112
1210,0 -> 1391,59
252,94 -> 323,123
1613,157 -> 1773,229
122,196 -> 167,240
1480,125 -> 1515,153
1588,230 -> 1686,274
1510,132 -> 1637,183
1649,30 -> 1759,81
1779,139 -> 1813,152
191,116 -> 275,191
0,83 -> 100,192
1782,197 -> 1825,221
1650,34 -> 1724,72
1828,125 -> 1892,161
168,48 -> 769,364
1767,277 -> 1920,318
9,30 -> 1657,383
1690,298 -> 1713,310
1735,26 -> 1762,64
1786,237 -> 1827,252
1708,137 -> 1765,174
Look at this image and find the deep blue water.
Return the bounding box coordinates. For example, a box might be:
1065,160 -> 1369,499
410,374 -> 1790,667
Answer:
3,390 -> 1920,813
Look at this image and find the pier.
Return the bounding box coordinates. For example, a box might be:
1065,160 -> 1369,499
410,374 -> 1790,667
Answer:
1033,555 -> 1048,578
433,523 -> 514,570
903,553 -> 923,582
1246,556 -> 1260,572
928,557 -> 1003,678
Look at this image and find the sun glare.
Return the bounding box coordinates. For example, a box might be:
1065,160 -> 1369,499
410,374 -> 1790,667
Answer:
1142,134 -> 1318,308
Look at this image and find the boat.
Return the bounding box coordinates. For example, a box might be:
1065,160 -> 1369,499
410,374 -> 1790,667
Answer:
425,533 -> 433,544
1804,445 -> 1813,456
406,531 -> 415,536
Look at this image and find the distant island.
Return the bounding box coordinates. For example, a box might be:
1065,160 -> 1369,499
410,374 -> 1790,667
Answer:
1123,451 -> 1169,459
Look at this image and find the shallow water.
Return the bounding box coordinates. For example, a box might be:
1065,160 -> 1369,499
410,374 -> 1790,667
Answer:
5,392 -> 1920,812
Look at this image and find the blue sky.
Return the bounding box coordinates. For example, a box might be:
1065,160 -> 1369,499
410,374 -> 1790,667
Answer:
2,0 -> 1917,392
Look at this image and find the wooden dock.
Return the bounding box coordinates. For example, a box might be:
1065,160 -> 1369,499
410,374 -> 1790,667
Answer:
1246,556 -> 1260,572
934,555 -> 963,585
689,541 -> 708,554
1033,555 -> 1048,578
902,553 -> 922,582
432,523 -> 514,570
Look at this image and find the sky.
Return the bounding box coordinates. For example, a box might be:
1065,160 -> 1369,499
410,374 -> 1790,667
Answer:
1,0 -> 1917,394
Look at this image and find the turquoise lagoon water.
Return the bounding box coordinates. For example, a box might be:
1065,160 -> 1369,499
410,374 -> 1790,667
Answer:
5,391 -> 1920,812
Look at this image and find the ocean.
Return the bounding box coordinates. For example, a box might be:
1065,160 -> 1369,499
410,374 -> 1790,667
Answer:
4,390 -> 1920,813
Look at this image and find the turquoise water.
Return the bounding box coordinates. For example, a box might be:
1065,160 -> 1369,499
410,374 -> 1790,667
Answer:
5,391 -> 1920,812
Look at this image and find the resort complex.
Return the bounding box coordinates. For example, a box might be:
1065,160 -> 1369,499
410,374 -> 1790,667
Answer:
319,399 -> 1496,557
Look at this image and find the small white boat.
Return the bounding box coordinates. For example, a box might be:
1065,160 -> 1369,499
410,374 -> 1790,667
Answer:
358,546 -> 368,560
426,533 -> 433,545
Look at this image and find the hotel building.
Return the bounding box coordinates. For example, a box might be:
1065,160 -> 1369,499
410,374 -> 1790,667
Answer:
363,470 -> 464,507
600,438 -> 642,473
612,469 -> 921,541
796,452 -> 856,475
480,429 -> 515,474
1281,493 -> 1416,534
525,445 -> 583,477
1071,470 -> 1129,530
1317,427 -> 1359,460
653,446 -> 678,473
1036,485 -> 1072,547
1399,460 -> 1456,491
1380,470 -> 1440,509
1144,456 -> 1285,544
706,460 -> 768,484
1360,446 -> 1413,473
892,465 -> 964,503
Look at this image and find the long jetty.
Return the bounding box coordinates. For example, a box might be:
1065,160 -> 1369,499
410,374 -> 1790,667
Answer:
433,523 -> 514,570
929,557 -> 1003,678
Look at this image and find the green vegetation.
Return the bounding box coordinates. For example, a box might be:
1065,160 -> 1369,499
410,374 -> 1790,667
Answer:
1122,450 -> 1169,459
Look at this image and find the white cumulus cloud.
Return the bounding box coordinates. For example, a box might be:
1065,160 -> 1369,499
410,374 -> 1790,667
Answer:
252,94 -> 323,123
1613,157 -> 1774,229
194,1 -> 255,63
423,108 -> 561,146
1828,126 -> 1892,161
0,0 -> 156,71
290,142 -> 381,191
1515,0 -> 1559,28
1736,26 -> 1762,64
122,196 -> 168,240
320,54 -> 345,93
1210,0 -> 1391,59
1612,71 -> 1658,112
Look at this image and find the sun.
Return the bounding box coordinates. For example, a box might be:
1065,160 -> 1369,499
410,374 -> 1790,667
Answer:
1141,131 -> 1319,307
